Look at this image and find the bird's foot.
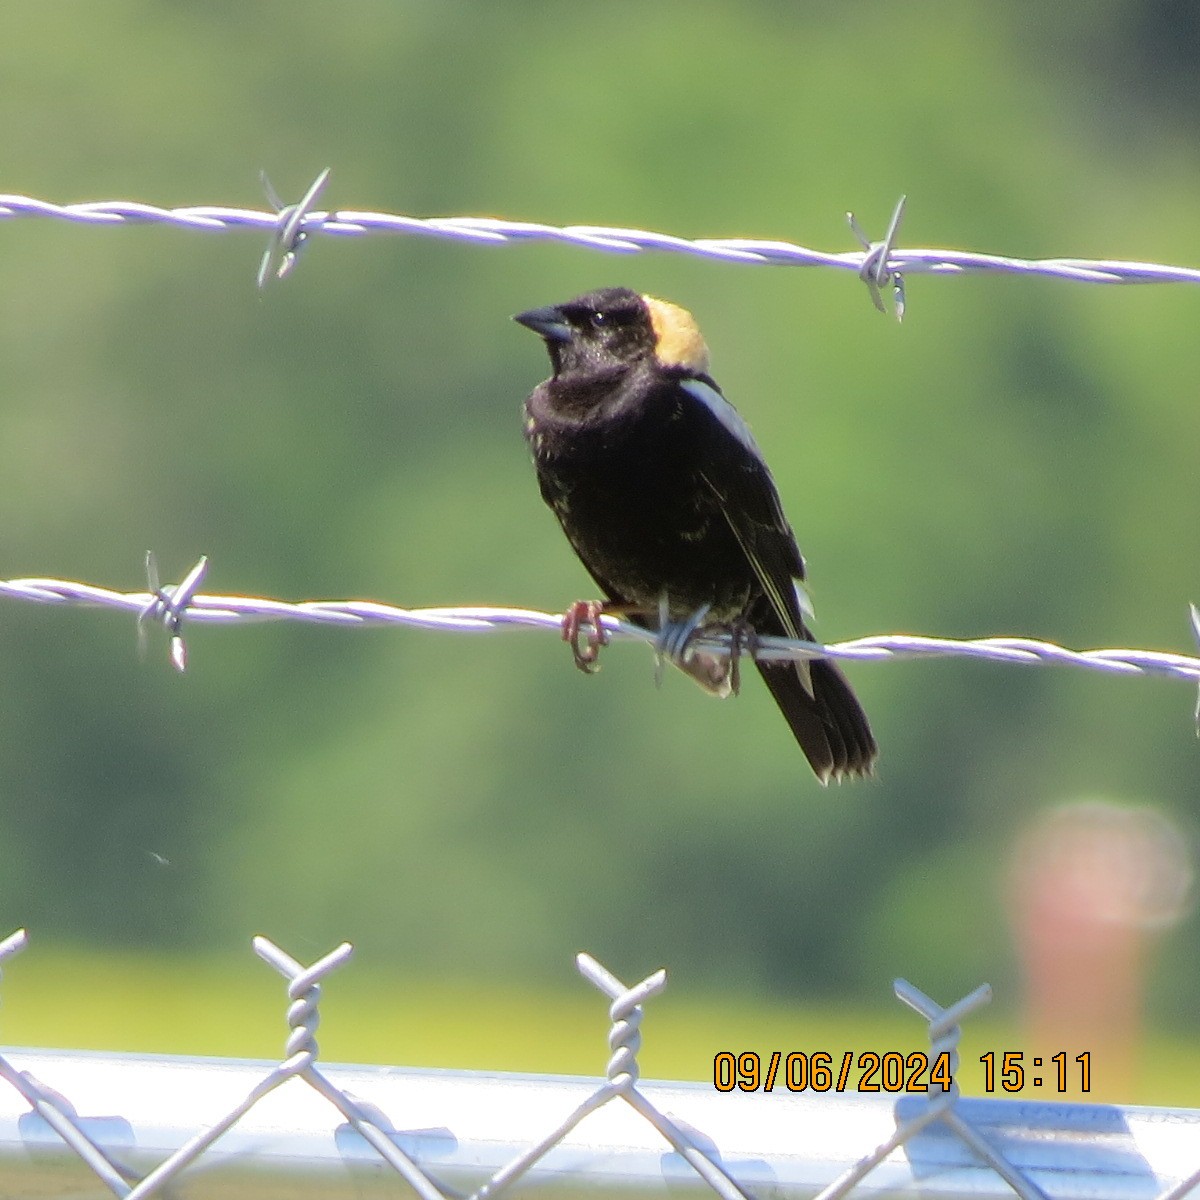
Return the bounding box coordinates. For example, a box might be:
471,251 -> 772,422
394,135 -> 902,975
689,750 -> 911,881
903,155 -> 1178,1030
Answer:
561,599 -> 610,673
724,617 -> 757,696
655,606 -> 756,695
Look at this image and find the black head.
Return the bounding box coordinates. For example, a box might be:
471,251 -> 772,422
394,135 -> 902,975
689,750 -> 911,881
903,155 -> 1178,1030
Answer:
514,288 -> 709,377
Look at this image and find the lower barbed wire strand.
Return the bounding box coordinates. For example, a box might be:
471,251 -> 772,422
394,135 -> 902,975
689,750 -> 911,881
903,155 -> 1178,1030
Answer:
0,573 -> 1197,684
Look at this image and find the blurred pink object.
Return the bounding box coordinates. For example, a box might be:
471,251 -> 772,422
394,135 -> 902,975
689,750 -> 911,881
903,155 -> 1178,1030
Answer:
1010,800 -> 1192,1099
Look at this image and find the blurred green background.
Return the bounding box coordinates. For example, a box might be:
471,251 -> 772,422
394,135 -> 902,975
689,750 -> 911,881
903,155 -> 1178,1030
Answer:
1,2 -> 1198,1104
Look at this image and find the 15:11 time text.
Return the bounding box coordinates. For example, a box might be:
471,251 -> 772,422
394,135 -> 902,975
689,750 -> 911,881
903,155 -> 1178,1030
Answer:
979,1051 -> 1091,1093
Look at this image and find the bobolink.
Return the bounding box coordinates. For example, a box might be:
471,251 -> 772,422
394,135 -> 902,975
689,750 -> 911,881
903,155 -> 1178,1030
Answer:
515,287 -> 876,783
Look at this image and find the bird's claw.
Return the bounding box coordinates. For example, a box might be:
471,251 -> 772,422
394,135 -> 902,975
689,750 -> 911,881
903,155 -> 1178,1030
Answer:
562,600 -> 609,672
654,606 -> 756,695
724,618 -> 756,696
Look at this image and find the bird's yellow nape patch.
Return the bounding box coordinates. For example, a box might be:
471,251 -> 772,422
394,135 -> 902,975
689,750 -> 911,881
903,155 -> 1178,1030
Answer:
643,296 -> 710,373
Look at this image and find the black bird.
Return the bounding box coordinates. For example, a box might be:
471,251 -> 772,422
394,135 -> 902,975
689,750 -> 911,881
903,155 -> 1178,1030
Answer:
515,287 -> 876,783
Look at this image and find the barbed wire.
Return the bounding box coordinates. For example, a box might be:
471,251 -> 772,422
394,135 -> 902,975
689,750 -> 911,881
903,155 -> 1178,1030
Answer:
5,179 -> 1196,684
7,177 -> 1200,317
2,559 -> 1198,710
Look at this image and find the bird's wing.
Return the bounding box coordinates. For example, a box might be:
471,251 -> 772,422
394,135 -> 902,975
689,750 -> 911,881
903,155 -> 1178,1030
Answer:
682,381 -> 875,779
684,377 -> 815,699
684,385 -> 807,634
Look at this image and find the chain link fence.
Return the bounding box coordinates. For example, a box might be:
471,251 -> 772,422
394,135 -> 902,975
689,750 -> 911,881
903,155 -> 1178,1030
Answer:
1,930 -> 1198,1200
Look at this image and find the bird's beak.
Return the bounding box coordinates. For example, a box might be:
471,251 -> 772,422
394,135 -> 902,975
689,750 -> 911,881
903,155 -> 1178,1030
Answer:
513,305 -> 572,343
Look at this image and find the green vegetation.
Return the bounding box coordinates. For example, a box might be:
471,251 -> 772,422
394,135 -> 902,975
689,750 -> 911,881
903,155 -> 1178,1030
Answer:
6,946 -> 1200,1108
0,3 -> 1196,1091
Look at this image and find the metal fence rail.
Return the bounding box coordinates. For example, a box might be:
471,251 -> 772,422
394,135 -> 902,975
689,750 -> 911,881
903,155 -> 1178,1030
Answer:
0,931 -> 1197,1200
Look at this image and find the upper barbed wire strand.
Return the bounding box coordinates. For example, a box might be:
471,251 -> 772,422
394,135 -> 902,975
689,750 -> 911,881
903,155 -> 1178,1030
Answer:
4,190 -> 1200,284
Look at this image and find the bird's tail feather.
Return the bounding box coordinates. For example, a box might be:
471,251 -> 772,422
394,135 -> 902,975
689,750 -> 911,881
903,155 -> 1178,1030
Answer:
756,655 -> 877,783
657,605 -> 877,783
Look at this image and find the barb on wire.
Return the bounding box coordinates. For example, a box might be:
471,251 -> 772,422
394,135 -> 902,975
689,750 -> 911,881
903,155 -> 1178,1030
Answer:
137,552 -> 208,672
848,194 -> 907,319
1,564 -> 1198,696
6,189 -> 1200,301
257,167 -> 332,288
653,600 -> 714,689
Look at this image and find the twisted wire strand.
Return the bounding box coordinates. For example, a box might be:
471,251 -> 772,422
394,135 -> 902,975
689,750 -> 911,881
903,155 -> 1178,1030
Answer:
4,189 -> 1200,286
2,571 -> 1197,685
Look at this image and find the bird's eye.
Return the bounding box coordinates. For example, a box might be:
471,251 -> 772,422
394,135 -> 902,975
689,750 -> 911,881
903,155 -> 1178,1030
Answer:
589,310 -> 607,329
